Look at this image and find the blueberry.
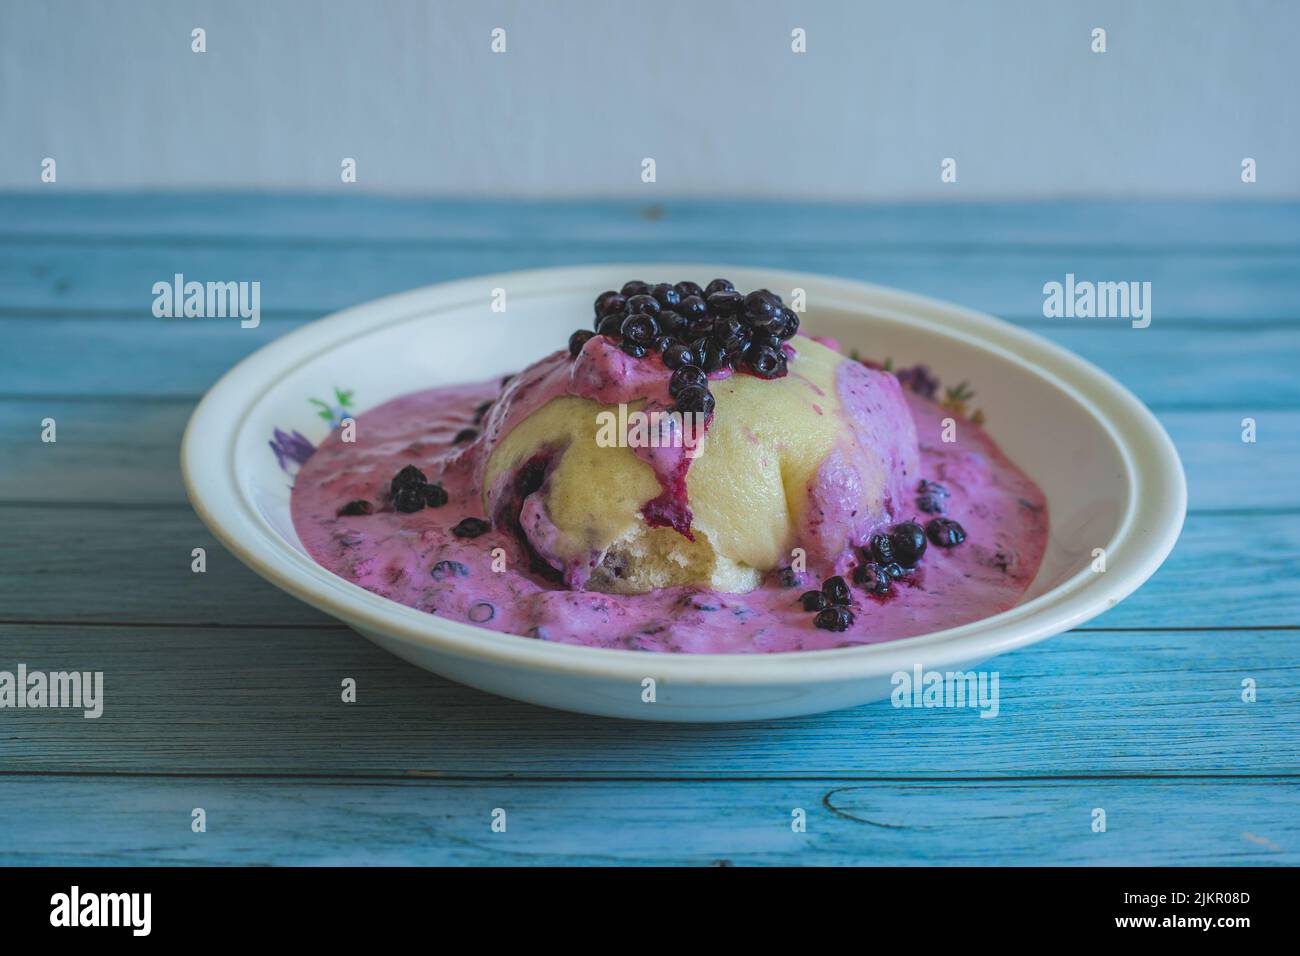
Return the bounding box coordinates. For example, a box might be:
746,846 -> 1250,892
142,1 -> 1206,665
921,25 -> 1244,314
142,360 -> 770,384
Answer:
392,487 -> 425,513
707,290 -> 743,315
926,517 -> 967,547
468,602 -> 496,624
699,340 -> 732,373
743,290 -> 780,328
712,325 -> 743,358
800,590 -> 829,612
625,293 -> 661,315
651,283 -> 681,309
880,561 -> 907,580
391,464 -> 427,490
453,427 -> 478,444
822,575 -> 852,606
675,281 -> 705,300
452,517 -> 490,538
597,313 -> 624,337
424,483 -> 449,507
679,294 -> 708,321
594,290 -> 626,318
662,341 -> 696,369
853,562 -> 892,596
569,329 -> 595,357
711,315 -> 747,348
337,499 -> 373,516
657,309 -> 687,336
430,559 -> 469,581
704,278 -> 736,297
815,606 -> 853,632
744,344 -> 784,379
890,521 -> 928,566
673,385 -> 715,417
621,312 -> 659,345
669,364 -> 708,396
916,480 -> 950,514
687,337 -> 712,363
390,467 -> 428,511
620,340 -> 648,359
775,308 -> 800,340
621,280 -> 650,297
917,493 -> 947,514
868,532 -> 895,565
685,311 -> 715,337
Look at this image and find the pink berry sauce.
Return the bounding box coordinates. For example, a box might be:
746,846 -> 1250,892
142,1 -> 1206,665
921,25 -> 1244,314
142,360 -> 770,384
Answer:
289,338 -> 1048,654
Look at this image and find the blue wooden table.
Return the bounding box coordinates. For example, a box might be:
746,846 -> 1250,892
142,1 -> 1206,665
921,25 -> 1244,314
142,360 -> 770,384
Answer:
2,195 -> 1297,865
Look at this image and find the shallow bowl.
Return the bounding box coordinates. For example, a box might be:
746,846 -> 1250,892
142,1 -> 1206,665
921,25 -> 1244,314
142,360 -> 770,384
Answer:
182,265 -> 1185,721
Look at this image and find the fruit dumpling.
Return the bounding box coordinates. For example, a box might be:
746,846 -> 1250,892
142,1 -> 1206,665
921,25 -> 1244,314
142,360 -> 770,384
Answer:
473,281 -> 921,594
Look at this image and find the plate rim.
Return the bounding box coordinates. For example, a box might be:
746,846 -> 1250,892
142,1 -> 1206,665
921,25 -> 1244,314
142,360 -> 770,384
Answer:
182,263 -> 1186,685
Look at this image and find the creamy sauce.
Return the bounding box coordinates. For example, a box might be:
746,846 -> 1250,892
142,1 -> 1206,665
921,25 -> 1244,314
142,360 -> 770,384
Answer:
290,345 -> 1048,653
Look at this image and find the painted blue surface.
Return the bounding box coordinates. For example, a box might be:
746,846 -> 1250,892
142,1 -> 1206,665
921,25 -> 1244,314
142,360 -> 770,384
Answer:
0,196 -> 1297,865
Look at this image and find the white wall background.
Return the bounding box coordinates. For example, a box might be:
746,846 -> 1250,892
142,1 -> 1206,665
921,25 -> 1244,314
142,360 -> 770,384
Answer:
2,0 -> 1296,197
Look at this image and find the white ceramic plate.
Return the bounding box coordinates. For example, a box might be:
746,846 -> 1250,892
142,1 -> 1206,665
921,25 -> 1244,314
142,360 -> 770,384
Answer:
182,265 -> 1185,722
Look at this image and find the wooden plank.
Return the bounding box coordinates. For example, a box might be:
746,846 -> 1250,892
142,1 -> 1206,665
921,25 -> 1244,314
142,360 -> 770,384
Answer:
2,239 -> 1295,321
0,399 -> 191,505
4,401 -> 1293,513
0,506 -> 335,627
3,195 -> 1298,248
0,507 -> 1294,630
1059,510 -> 1300,630
6,318 -> 1297,408
0,776 -> 1294,865
1,626 -> 1295,778
1163,410 -> 1300,511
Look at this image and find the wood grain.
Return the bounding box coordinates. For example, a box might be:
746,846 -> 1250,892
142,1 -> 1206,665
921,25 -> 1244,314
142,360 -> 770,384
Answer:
2,239 -> 1296,321
3,196 -> 1298,247
0,777 -> 1294,866
1,626 -> 1295,778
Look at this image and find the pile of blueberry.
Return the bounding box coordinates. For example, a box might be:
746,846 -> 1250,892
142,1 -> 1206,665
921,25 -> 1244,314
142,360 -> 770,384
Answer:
338,464 -> 498,545
338,465 -> 449,517
800,575 -> 855,631
388,464 -> 449,513
798,515 -> 969,630
851,520 -> 928,596
568,278 -> 800,416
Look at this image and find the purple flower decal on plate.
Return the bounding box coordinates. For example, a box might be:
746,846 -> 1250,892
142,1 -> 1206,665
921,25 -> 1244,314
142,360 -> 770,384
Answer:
269,428 -> 316,473
268,387 -> 357,475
